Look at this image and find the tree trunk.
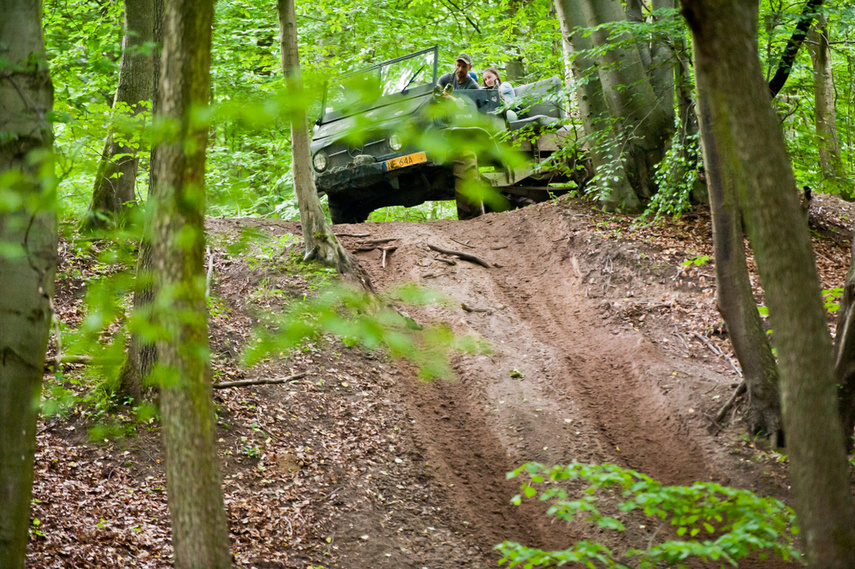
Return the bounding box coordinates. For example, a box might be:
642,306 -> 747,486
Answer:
649,0 -> 676,129
118,241 -> 157,401
554,0 -> 640,212
579,0 -> 673,200
624,0 -> 652,71
277,0 -> 352,273
767,0 -> 824,99
119,0 -> 163,400
149,0 -> 231,565
683,1 -> 855,566
808,14 -> 850,197
80,0 -> 155,232
834,249 -> 855,452
696,92 -> 782,443
0,1 -> 57,566
502,0 -> 526,84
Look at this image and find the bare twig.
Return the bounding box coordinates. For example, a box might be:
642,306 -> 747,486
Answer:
450,237 -> 475,249
714,381 -> 746,424
334,232 -> 370,238
213,371 -> 308,389
692,332 -> 742,377
427,243 -> 490,268
362,238 -> 396,246
434,256 -> 456,265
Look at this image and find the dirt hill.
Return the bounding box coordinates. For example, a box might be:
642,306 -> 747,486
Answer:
29,195 -> 854,568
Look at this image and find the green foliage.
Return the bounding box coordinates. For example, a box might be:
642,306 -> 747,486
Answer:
646,130 -> 701,220
823,286 -> 844,313
368,201 -> 457,222
44,0 -> 126,220
497,462 -> 800,568
243,282 -> 488,380
682,255 -> 710,267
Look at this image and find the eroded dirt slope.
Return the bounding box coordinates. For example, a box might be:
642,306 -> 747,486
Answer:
328,202 -> 773,566
32,196 -> 855,568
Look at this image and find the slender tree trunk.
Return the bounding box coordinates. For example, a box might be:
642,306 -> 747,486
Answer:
119,0 -> 163,400
81,0 -> 154,232
683,1 -> 855,566
696,93 -> 782,443
767,0 -> 824,99
0,1 -> 56,566
277,0 -> 352,273
149,0 -> 230,566
834,246 -> 855,452
554,0 -> 640,212
808,14 -> 850,197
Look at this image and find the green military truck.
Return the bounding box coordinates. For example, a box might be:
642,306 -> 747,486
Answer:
310,46 -> 589,223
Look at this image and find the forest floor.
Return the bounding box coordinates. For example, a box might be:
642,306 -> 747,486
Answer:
28,193 -> 855,568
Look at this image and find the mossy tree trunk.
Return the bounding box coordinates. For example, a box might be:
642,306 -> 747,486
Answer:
683,1 -> 855,565
0,1 -> 57,566
149,0 -> 231,565
80,0 -> 154,232
277,0 -> 352,273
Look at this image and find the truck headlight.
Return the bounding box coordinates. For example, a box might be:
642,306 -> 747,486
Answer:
388,134 -> 403,151
313,150 -> 328,172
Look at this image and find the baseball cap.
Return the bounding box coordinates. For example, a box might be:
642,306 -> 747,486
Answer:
456,53 -> 472,66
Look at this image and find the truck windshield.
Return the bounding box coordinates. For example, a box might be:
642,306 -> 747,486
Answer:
323,48 -> 437,117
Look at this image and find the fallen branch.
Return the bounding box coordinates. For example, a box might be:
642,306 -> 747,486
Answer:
334,232 -> 371,238
212,371 -> 308,389
363,238 -> 396,246
427,244 -> 490,268
714,380 -> 746,424
693,332 -> 742,377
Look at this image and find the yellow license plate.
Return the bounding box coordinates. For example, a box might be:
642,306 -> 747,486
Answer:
383,152 -> 427,171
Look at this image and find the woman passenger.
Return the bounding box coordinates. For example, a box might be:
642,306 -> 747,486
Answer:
482,67 -> 515,101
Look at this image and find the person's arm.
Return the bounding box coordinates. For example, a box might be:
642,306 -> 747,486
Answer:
499,82 -> 514,99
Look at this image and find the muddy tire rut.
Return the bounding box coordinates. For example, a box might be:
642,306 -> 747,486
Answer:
341,203 -> 739,561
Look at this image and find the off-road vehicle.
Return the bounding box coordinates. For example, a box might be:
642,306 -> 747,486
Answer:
310,46 -> 588,223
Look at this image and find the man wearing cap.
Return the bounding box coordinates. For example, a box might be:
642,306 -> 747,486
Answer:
438,53 -> 481,90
